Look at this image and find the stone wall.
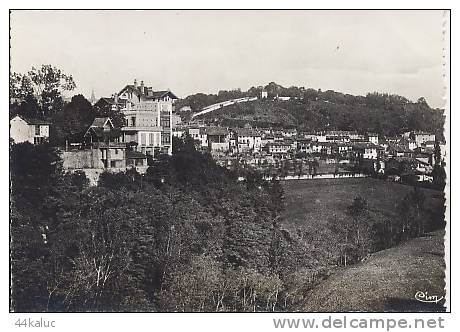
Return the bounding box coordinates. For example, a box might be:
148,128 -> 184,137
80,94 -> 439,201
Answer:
66,166 -> 149,186
61,150 -> 103,169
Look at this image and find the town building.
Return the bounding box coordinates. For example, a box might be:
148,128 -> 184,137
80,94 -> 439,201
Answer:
97,79 -> 178,156
233,128 -> 262,152
187,127 -> 208,149
353,143 -> 382,160
261,134 -> 275,148
202,126 -> 230,152
265,142 -> 291,154
172,126 -> 186,139
366,132 -> 379,145
411,131 -> 436,147
297,138 -> 313,154
10,115 -> 51,145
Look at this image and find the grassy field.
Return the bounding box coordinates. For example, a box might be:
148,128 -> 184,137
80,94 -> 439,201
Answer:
303,230 -> 446,312
281,178 -> 444,232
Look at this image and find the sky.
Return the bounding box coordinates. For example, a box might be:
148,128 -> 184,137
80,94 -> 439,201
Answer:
10,10 -> 447,108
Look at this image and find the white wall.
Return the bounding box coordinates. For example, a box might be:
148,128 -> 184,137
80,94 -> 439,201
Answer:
10,117 -> 33,143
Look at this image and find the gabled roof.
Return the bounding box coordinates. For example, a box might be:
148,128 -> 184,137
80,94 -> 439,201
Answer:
353,142 -> 383,150
95,97 -> 124,106
233,128 -> 261,137
200,126 -> 229,136
118,85 -> 178,100
413,131 -> 435,136
90,117 -> 113,128
84,127 -> 121,139
267,142 -> 291,147
146,90 -> 178,100
84,118 -> 116,139
11,114 -> 51,125
118,84 -> 141,96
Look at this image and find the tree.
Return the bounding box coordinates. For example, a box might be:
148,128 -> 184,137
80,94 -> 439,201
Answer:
347,196 -> 370,260
417,97 -> 428,106
51,94 -> 96,146
9,94 -> 40,119
10,72 -> 34,103
398,187 -> 426,239
10,143 -> 64,311
268,178 -> 285,216
432,139 -> 446,190
10,65 -> 76,118
27,65 -> 76,116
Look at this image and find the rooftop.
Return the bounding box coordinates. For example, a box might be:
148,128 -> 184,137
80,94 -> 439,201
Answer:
119,83 -> 178,100
12,115 -> 51,125
90,117 -> 113,128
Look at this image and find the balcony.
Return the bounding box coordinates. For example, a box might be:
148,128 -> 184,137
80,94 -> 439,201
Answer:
121,126 -> 162,132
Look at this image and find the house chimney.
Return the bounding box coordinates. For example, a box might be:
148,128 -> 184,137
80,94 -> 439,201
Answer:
134,79 -> 138,88
140,80 -> 144,94
114,93 -> 119,104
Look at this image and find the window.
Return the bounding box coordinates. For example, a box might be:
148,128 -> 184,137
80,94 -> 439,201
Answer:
149,133 -> 155,146
160,119 -> 170,128
35,125 -> 40,136
131,116 -> 136,127
34,137 -> 44,145
162,134 -> 171,144
140,133 -> 146,146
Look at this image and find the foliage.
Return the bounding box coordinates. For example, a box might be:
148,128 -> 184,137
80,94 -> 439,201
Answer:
10,137 -> 445,312
177,82 -> 444,140
93,102 -> 126,129
10,65 -> 76,118
50,94 -> 96,146
431,139 -> 446,190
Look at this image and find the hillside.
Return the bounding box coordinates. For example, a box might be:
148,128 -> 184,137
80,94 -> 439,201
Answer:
177,83 -> 445,139
199,98 -> 444,138
201,100 -> 298,128
279,178 -> 445,291
303,230 -> 446,312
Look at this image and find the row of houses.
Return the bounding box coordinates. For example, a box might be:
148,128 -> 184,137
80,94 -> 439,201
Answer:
10,79 -> 178,183
174,125 -> 442,158
172,124 -> 445,182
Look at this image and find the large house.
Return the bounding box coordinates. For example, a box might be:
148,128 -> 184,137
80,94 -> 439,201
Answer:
265,142 -> 292,154
352,143 -> 383,160
97,79 -> 178,156
366,132 -> 379,145
10,115 -> 51,145
62,117 -> 148,184
202,127 -> 230,152
233,128 -> 262,152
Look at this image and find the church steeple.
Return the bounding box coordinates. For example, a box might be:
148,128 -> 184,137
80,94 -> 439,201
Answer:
90,89 -> 96,105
